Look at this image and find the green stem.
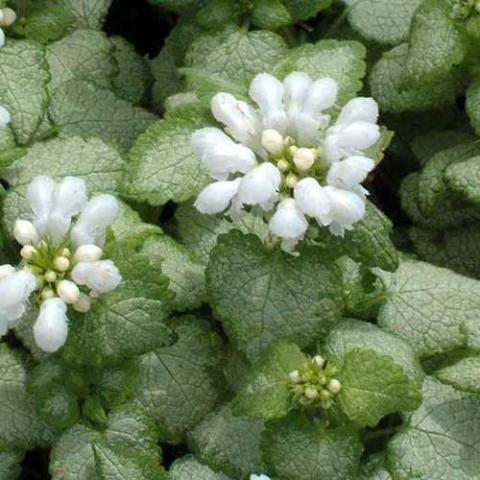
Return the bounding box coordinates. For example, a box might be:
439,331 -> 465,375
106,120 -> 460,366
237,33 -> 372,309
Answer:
363,426 -> 400,441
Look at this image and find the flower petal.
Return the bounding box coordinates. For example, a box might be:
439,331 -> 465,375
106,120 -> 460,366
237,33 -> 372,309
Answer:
33,298 -> 68,353
71,259 -> 122,294
294,177 -> 331,225
194,178 -> 241,214
237,162 -> 281,209
336,97 -> 379,127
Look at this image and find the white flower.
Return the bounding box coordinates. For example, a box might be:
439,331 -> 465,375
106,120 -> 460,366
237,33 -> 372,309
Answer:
250,475 -> 271,480
323,186 -> 365,237
269,199 -> 308,252
237,162 -> 281,210
14,220 -> 40,246
294,178 -> 331,225
4,175 -> 122,352
194,178 -> 241,214
33,298 -> 69,353
71,194 -> 119,247
71,260 -> 122,295
325,97 -> 380,163
249,73 -> 288,134
192,72 -> 383,252
0,104 -> 10,127
0,268 -> 37,326
192,128 -> 257,181
0,8 -> 17,27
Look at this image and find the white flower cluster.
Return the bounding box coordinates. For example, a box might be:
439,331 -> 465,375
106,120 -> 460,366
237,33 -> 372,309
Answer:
192,72 -> 381,252
250,475 -> 270,480
0,7 -> 15,129
0,176 -> 122,353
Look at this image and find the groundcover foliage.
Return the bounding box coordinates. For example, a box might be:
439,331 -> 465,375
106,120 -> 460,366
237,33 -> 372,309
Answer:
1,0 -> 480,479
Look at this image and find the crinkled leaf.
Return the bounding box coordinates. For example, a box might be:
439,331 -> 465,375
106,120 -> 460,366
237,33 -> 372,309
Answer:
251,0 -> 292,29
24,6 -> 75,44
344,0 -> 423,45
369,44 -> 455,113
133,316 -> 224,443
273,40 -> 366,108
0,40 -> 49,145
169,456 -> 233,480
121,105 -> 210,206
436,357 -> 480,393
188,403 -> 265,478
405,0 -> 465,85
111,36 -> 152,106
466,79 -> 480,136
262,416 -> 362,480
360,455 -> 392,480
387,377 -> 480,480
185,25 -> 287,87
1,136 -> 125,234
58,0 -> 112,29
141,234 -> 206,312
233,342 -> 307,421
377,258 -> 480,358
0,345 -> 53,450
444,155 -> 480,205
46,29 -> 116,93
50,80 -> 157,151
325,320 -> 424,427
282,0 -> 332,20
207,231 -> 343,360
0,450 -> 24,480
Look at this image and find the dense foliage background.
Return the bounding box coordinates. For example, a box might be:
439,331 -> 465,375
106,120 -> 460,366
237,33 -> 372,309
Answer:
2,0 -> 480,479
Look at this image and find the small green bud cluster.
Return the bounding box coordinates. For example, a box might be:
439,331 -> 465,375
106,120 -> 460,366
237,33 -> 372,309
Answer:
288,354 -> 341,410
450,0 -> 480,19
261,129 -> 326,191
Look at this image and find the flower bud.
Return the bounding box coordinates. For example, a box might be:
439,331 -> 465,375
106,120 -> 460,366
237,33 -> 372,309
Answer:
62,248 -> 71,257
57,280 -> 80,304
0,8 -> 17,27
261,129 -> 284,155
304,387 -> 319,400
277,159 -> 290,172
20,245 -> 37,260
54,256 -> 70,272
14,220 -> 40,246
288,370 -> 302,384
73,292 -> 91,313
327,378 -> 342,394
41,288 -> 55,300
313,355 -> 325,367
44,271 -> 57,283
293,148 -> 316,171
74,244 -> 103,263
285,173 -> 298,189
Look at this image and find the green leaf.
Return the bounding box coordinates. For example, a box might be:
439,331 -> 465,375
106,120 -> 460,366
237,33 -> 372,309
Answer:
207,231 -> 343,360
35,385 -> 80,430
344,0 -> 423,45
185,25 -> 287,87
409,225 -> 480,278
262,416 -> 362,480
169,456 -> 233,480
273,39 -> 366,108
324,320 -> 424,427
111,36 -> 152,106
377,258 -> 480,358
62,244 -> 173,366
0,345 -> 53,450
141,234 -> 206,312
251,0 -> 292,29
93,440 -> 167,480
233,342 -> 307,421
133,316 -> 225,443
0,450 -> 24,480
49,80 -> 157,151
0,40 -> 49,145
436,357 -> 480,393
24,6 -> 75,44
188,403 -> 265,478
282,0 -> 332,20
405,0 -> 466,85
58,0 -> 112,29
195,0 -> 241,30
50,401 -> 161,480
466,79 -> 480,136
360,455 -> 392,480
387,377 -> 480,480
369,44 -> 455,113
121,106 -> 210,206
1,136 -> 125,235
444,155 -> 480,205
46,29 -> 116,93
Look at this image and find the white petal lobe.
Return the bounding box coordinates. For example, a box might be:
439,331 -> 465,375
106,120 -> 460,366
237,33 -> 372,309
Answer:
33,298 -> 69,353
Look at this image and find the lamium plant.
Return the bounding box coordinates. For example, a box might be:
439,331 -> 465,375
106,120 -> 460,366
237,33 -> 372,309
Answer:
1,1 -> 480,479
